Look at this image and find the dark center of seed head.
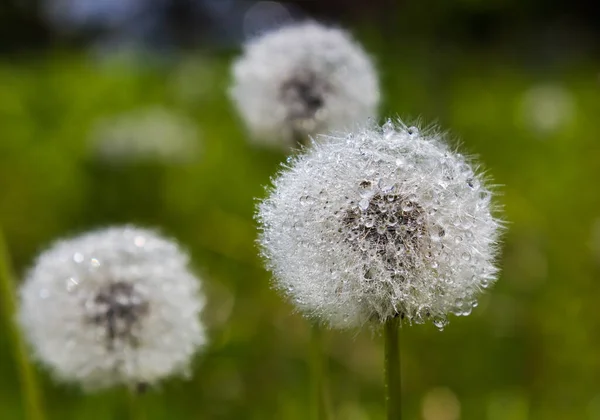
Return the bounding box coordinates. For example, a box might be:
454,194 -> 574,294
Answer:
280,72 -> 326,123
343,191 -> 430,321
344,193 -> 427,272
91,282 -> 149,350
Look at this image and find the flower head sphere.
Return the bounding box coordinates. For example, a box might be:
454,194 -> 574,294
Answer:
258,121 -> 502,330
18,226 -> 205,390
230,21 -> 380,148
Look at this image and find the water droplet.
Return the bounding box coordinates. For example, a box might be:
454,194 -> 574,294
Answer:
383,120 -> 395,140
433,316 -> 448,331
358,180 -> 373,197
378,178 -> 395,193
134,236 -> 146,247
401,201 -> 414,212
461,252 -> 471,261
90,258 -> 100,268
73,252 -> 84,263
299,195 -> 314,205
377,224 -> 387,235
358,198 -> 370,211
407,126 -> 419,138
431,226 -> 445,242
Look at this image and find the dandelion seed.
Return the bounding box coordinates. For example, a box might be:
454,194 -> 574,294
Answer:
18,226 -> 205,390
230,21 -> 380,148
257,120 -> 502,329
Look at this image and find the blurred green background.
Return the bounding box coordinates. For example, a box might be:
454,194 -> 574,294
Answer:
1,0 -> 600,419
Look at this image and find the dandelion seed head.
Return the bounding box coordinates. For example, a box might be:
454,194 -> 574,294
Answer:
258,120 -> 502,329
230,21 -> 379,148
18,226 -> 205,390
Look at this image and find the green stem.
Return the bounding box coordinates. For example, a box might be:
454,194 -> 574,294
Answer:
0,229 -> 45,420
384,317 -> 401,420
127,388 -> 147,420
310,324 -> 330,420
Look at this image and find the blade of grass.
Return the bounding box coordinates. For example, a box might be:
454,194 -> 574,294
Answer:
0,229 -> 45,420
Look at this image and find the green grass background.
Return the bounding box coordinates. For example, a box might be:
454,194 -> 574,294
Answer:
1,34 -> 600,419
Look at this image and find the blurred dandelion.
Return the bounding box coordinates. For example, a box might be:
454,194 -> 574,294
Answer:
90,106 -> 200,164
230,21 -> 379,149
18,226 -> 205,390
519,83 -> 575,135
258,120 -> 503,419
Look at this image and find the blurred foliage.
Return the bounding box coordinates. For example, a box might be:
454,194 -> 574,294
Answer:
1,32 -> 600,420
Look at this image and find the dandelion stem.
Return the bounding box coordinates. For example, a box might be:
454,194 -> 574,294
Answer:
0,229 -> 45,420
310,324 -> 331,420
127,389 -> 147,420
384,316 -> 401,420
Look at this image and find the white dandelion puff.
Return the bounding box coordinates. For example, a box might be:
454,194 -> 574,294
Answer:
90,106 -> 200,164
257,120 -> 502,330
230,21 -> 380,148
18,226 -> 205,390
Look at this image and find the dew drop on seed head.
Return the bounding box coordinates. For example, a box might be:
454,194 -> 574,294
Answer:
358,180 -> 373,197
401,201 -> 414,212
378,178 -> 395,193
358,198 -> 370,211
383,120 -> 394,140
431,226 -> 445,242
433,316 -> 448,331
407,126 -> 419,138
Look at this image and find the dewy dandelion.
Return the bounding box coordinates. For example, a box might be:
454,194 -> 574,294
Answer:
258,120 -> 502,330
230,21 -> 380,148
18,226 -> 205,390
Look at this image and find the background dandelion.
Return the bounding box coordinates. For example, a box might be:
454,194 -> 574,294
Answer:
230,21 -> 379,148
18,226 -> 205,390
